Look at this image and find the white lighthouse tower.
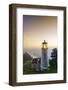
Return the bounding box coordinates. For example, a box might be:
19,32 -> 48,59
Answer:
41,40 -> 48,70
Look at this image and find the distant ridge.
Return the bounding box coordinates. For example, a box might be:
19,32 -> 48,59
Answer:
23,52 -> 33,64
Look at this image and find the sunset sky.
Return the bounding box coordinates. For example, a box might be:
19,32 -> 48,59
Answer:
23,15 -> 57,49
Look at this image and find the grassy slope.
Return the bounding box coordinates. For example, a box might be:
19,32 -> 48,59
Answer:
23,60 -> 57,75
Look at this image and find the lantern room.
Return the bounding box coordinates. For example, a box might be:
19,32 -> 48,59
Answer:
42,40 -> 48,49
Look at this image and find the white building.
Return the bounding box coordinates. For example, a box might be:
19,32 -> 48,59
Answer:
32,58 -> 41,71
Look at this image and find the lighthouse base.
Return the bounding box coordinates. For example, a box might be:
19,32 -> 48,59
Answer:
41,66 -> 48,71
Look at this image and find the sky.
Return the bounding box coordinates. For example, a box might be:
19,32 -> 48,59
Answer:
23,15 -> 57,49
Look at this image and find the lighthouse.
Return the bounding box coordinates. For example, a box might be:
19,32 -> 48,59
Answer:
41,40 -> 48,70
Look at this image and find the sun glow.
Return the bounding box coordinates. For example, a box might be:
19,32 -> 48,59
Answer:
23,15 -> 57,49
